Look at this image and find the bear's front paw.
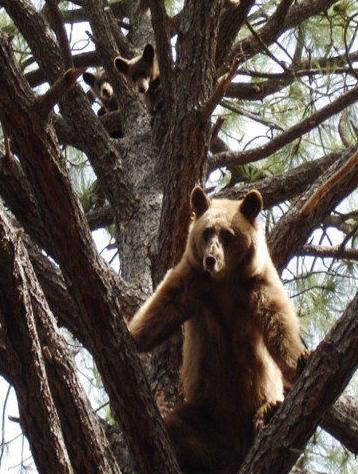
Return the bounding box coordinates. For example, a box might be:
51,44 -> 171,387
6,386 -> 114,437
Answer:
296,349 -> 311,377
254,400 -> 282,434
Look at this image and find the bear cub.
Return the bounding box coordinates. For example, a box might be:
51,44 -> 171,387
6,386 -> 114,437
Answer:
83,70 -> 123,138
129,187 -> 306,473
114,44 -> 162,113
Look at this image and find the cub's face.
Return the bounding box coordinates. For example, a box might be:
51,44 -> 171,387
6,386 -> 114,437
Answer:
83,71 -> 113,102
114,44 -> 155,94
189,187 -> 263,279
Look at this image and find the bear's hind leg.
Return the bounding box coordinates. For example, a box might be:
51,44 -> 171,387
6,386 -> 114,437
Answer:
165,402 -> 225,474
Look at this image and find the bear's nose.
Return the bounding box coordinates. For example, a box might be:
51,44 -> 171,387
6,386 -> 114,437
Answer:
138,85 -> 146,93
205,256 -> 216,270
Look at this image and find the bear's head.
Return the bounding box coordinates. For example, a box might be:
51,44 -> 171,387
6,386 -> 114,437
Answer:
114,44 -> 157,94
83,70 -> 114,102
188,187 -> 268,279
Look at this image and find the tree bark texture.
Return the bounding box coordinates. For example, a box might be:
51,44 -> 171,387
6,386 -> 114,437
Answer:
0,32 -> 180,474
0,203 -> 121,474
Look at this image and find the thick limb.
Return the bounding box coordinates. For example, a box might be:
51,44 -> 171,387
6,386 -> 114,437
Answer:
129,261 -> 198,352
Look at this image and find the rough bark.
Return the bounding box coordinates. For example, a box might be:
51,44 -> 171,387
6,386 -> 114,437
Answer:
0,203 -> 121,474
300,244 -> 358,261
0,206 -> 73,473
0,32 -> 179,474
321,396 -> 358,455
216,149 -> 346,206
269,147 -> 358,273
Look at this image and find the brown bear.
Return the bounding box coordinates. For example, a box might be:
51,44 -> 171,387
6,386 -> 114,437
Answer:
129,187 -> 306,473
114,44 -> 162,113
83,70 -> 123,138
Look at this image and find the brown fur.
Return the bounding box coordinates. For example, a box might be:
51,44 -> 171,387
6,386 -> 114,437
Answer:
129,187 -> 305,473
83,70 -> 119,115
82,70 -> 123,138
114,44 -> 162,113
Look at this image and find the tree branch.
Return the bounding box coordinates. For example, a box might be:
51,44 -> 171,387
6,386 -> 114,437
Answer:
0,210 -> 73,473
61,0 -> 130,25
202,58 -> 240,122
230,0 -> 338,66
300,149 -> 358,217
321,396 -> 358,455
0,31 -> 180,474
214,149 -> 345,207
148,0 -> 174,92
239,291 -> 358,474
25,51 -> 101,88
210,84 -> 358,169
226,76 -> 292,101
0,203 -> 121,473
34,68 -> 83,119
269,147 -> 358,273
225,48 -> 358,101
216,0 -> 255,67
44,0 -> 73,68
300,244 -> 358,261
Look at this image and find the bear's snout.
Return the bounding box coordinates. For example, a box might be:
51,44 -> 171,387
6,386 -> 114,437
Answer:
136,78 -> 149,94
204,256 -> 216,271
100,83 -> 113,99
202,236 -> 225,275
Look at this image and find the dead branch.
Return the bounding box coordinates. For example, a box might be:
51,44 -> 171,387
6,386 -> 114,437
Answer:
34,68 -> 83,119
300,149 -> 358,217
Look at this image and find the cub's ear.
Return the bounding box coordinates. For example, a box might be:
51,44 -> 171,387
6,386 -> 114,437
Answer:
240,190 -> 263,221
83,72 -> 96,87
190,186 -> 210,217
143,44 -> 155,63
114,56 -> 129,74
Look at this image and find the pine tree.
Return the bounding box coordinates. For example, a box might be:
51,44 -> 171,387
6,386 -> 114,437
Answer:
0,1 -> 357,472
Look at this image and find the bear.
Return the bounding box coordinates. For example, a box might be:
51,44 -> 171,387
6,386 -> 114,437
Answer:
128,187 -> 306,473
82,70 -> 123,138
113,44 -> 162,113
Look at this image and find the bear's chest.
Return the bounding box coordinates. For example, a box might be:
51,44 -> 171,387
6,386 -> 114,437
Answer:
202,280 -> 260,329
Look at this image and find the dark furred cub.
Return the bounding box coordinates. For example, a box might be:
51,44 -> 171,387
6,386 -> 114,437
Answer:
114,44 -> 162,113
83,70 -> 123,138
129,187 -> 306,473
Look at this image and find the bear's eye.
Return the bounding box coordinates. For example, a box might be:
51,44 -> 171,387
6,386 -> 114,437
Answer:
221,229 -> 235,246
202,228 -> 214,243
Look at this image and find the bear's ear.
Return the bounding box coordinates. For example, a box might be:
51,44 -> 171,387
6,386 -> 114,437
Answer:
114,56 -> 129,74
190,186 -> 210,217
240,190 -> 263,221
143,44 -> 155,63
83,72 -> 96,87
